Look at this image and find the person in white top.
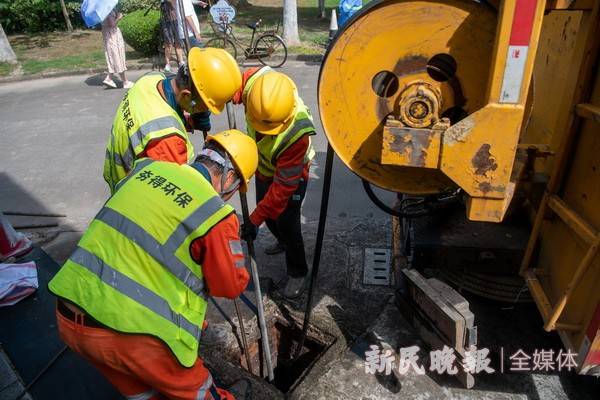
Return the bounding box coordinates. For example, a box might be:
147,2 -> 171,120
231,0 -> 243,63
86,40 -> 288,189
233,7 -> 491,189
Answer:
176,0 -> 208,49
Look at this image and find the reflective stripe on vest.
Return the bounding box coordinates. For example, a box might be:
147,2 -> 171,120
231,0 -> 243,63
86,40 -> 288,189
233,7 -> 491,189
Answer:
103,73 -> 194,194
247,106 -> 316,177
70,246 -> 201,340
50,159 -> 234,367
197,374 -> 214,399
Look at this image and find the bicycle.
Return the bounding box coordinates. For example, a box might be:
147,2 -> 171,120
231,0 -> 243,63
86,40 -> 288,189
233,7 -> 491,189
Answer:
206,19 -> 288,68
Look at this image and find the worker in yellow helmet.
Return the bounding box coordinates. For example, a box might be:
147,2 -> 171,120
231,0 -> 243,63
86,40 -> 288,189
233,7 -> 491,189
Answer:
103,47 -> 242,194
233,67 -> 316,299
49,130 -> 258,400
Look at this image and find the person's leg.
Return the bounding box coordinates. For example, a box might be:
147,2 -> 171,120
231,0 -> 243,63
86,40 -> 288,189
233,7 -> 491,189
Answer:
164,43 -> 173,66
255,178 -> 282,240
275,177 -> 309,279
56,310 -> 158,399
56,308 -> 234,399
119,72 -> 133,88
174,42 -> 185,65
103,73 -> 117,88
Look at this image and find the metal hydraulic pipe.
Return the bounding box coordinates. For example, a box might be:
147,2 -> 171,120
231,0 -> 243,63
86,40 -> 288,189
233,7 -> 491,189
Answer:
2,211 -> 66,218
176,0 -> 191,54
234,298 -> 253,375
293,142 -> 334,359
225,102 -> 275,381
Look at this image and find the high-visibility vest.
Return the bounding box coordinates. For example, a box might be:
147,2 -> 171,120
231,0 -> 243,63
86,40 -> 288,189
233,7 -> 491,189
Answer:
244,67 -> 316,178
103,72 -> 194,194
49,159 -> 235,367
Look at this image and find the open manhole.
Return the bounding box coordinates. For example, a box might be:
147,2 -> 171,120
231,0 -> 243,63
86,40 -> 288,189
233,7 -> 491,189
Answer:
239,318 -> 336,394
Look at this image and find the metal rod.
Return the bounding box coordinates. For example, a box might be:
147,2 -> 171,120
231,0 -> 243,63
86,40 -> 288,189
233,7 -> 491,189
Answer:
2,211 -> 66,218
239,292 -> 258,315
177,0 -> 191,54
15,345 -> 68,400
225,102 -> 274,381
544,238 -> 599,331
519,194 -> 548,276
239,191 -> 274,381
293,142 -> 335,360
234,298 -> 253,375
14,223 -> 59,230
209,297 -> 236,327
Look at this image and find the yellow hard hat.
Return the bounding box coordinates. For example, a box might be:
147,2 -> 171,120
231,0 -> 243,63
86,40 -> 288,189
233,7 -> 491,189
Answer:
188,47 -> 241,114
246,72 -> 297,135
206,130 -> 258,193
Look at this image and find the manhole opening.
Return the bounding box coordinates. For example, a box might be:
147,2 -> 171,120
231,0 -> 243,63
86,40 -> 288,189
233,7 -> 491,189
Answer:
371,71 -> 399,98
426,53 -> 457,82
239,318 -> 336,393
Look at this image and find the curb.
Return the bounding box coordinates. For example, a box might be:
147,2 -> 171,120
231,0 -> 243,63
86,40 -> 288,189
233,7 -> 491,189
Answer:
0,63 -> 154,84
0,54 -> 323,84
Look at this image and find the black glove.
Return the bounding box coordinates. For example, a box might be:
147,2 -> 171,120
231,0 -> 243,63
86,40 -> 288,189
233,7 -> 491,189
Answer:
191,111 -> 211,132
241,221 -> 258,242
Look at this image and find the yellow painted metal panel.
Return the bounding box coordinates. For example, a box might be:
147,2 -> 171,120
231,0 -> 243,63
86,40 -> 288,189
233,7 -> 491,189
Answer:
319,0 -> 497,194
521,11 -> 585,176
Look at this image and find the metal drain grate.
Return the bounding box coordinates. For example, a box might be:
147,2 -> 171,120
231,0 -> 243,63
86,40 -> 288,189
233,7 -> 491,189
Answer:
363,248 -> 391,286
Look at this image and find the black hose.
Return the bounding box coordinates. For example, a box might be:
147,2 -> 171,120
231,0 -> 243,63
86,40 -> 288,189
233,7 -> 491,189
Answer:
362,179 -> 433,218
362,179 -> 459,218
293,143 -> 335,360
15,345 -> 68,400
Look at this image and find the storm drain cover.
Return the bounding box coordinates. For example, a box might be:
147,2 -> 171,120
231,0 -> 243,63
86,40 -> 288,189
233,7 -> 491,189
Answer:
363,248 -> 391,286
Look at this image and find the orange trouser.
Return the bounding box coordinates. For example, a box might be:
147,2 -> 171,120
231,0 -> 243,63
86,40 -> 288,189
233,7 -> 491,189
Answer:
56,310 -> 234,400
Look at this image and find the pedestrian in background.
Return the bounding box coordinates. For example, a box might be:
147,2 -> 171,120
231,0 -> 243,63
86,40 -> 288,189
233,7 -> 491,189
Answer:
177,0 -> 208,48
338,0 -> 363,27
161,0 -> 185,72
101,8 -> 133,89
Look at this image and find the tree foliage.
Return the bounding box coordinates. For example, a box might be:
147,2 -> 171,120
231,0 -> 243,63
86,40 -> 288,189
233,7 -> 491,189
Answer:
118,0 -> 158,14
119,9 -> 161,56
0,0 -> 83,33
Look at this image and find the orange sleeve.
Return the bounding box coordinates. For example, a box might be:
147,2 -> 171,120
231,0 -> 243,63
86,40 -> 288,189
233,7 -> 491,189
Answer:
141,135 -> 189,164
250,136 -> 310,226
189,213 -> 249,298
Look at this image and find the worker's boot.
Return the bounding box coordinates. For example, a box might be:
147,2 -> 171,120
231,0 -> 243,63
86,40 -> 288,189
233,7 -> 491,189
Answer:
264,241 -> 285,255
225,378 -> 252,400
282,275 -> 307,299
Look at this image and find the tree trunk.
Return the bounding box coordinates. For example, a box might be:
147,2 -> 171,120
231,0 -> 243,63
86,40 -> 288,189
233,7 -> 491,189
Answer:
283,0 -> 300,46
0,23 -> 17,64
318,0 -> 326,19
59,0 -> 73,32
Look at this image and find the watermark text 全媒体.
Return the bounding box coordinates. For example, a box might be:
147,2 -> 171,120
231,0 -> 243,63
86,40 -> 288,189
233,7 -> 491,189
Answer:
364,345 -> 578,376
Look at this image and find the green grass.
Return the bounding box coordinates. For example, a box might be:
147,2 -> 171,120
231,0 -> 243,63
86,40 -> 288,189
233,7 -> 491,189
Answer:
1,0 -> 362,77
1,30 -> 152,77
18,50 -> 106,75
0,62 -> 17,76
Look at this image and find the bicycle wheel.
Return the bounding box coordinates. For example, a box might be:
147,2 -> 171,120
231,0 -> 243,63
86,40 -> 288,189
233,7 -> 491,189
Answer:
205,37 -> 238,61
255,34 -> 288,68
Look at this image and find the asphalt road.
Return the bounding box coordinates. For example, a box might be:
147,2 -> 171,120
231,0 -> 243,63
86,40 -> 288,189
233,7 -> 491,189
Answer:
0,62 -> 393,243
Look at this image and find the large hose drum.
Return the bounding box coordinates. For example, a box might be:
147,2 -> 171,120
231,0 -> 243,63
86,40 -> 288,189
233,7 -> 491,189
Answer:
319,0 -> 544,222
